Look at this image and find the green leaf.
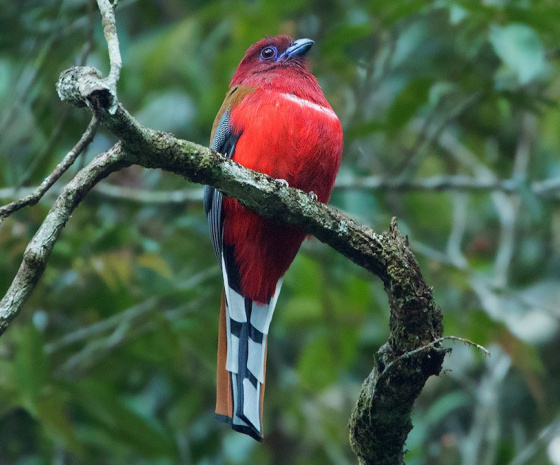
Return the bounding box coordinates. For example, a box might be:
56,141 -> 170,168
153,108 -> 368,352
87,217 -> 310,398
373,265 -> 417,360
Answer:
137,252 -> 173,280
424,391 -> 470,426
89,250 -> 134,290
297,332 -> 337,390
36,392 -> 83,453
70,380 -> 176,457
13,326 -> 48,413
321,23 -> 374,54
386,78 -> 433,130
489,23 -> 546,85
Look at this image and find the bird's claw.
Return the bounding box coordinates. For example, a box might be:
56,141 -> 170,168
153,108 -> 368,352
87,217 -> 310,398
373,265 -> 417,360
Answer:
308,191 -> 318,201
277,178 -> 289,188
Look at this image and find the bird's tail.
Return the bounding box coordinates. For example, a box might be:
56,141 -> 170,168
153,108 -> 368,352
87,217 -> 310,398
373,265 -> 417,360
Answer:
215,282 -> 282,441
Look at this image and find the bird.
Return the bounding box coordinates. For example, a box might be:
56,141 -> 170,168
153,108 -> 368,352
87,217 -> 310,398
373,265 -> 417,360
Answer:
204,35 -> 343,441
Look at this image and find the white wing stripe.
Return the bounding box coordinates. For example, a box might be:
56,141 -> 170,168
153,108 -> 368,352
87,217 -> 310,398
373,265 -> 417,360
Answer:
280,93 -> 337,118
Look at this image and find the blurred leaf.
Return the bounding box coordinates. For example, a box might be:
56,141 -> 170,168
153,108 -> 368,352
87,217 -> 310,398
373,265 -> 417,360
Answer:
13,326 -> 48,413
137,252 -> 173,280
321,22 -> 374,54
89,250 -> 134,290
386,78 -> 433,130
424,391 -> 470,426
36,392 -> 82,453
70,380 -> 176,457
297,332 -> 337,390
489,23 -> 546,85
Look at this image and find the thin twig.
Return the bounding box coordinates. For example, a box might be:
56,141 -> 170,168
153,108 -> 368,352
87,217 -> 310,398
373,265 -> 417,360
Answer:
0,183 -> 204,206
66,174 -> 560,202
94,183 -> 204,204
335,173 -> 560,198
462,351 -> 511,465
96,0 -> 121,113
437,335 -> 490,357
493,113 -> 534,288
380,336 -> 489,378
507,419 -> 560,465
56,299 -> 206,376
446,193 -> 469,268
0,116 -> 99,224
46,267 -> 218,354
78,0 -> 97,67
16,106 -> 72,189
6,170 -> 558,215
395,93 -> 480,179
46,297 -> 158,354
0,143 -> 131,335
335,174 -> 521,193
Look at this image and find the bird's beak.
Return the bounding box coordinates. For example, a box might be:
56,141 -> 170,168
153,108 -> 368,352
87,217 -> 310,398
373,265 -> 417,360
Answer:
280,38 -> 314,61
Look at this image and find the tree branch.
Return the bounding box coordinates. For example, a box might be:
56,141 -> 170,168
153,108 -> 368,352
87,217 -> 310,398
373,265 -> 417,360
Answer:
51,64 -> 450,463
348,219 -> 446,465
96,0 -> 121,114
1,12 -> 445,461
0,115 -> 99,225
0,183 -> 203,206
335,174 -> 560,197
0,143 -> 130,335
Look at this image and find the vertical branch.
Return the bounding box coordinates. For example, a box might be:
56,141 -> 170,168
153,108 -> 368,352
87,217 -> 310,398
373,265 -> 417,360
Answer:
348,219 -> 446,465
462,352 -> 512,465
446,192 -> 468,268
492,113 -> 534,288
96,0 -> 122,114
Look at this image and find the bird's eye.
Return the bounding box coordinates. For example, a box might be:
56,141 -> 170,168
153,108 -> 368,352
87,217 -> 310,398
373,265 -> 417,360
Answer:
259,46 -> 277,60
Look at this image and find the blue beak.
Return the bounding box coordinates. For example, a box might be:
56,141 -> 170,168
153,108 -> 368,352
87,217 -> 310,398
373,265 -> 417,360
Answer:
280,38 -> 314,61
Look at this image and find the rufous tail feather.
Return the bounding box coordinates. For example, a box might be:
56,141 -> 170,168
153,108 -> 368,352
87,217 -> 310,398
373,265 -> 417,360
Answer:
216,281 -> 281,440
216,291 -> 233,420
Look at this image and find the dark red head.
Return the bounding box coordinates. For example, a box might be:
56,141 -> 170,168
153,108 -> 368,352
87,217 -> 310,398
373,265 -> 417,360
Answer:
230,35 -> 314,86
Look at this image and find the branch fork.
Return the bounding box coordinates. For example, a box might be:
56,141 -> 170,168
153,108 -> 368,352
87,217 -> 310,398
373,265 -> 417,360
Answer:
1,4 -> 447,463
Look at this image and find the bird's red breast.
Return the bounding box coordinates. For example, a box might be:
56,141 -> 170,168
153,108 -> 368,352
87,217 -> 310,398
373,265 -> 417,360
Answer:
212,36 -> 343,302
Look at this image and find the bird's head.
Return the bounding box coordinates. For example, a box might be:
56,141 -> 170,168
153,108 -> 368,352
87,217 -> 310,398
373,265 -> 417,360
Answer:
230,35 -> 314,86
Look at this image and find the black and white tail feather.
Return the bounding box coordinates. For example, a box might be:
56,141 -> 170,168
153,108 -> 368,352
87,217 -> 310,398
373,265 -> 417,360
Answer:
204,104 -> 281,439
220,268 -> 282,439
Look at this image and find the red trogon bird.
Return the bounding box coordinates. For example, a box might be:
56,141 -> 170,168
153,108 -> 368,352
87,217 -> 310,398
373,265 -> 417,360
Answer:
204,35 -> 343,440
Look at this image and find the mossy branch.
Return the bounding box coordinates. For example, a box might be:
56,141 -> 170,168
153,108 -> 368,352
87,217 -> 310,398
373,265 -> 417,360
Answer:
1,57 -> 446,465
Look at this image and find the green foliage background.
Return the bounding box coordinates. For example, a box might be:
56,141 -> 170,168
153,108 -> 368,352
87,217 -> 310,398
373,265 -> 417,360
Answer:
1,0 -> 560,464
